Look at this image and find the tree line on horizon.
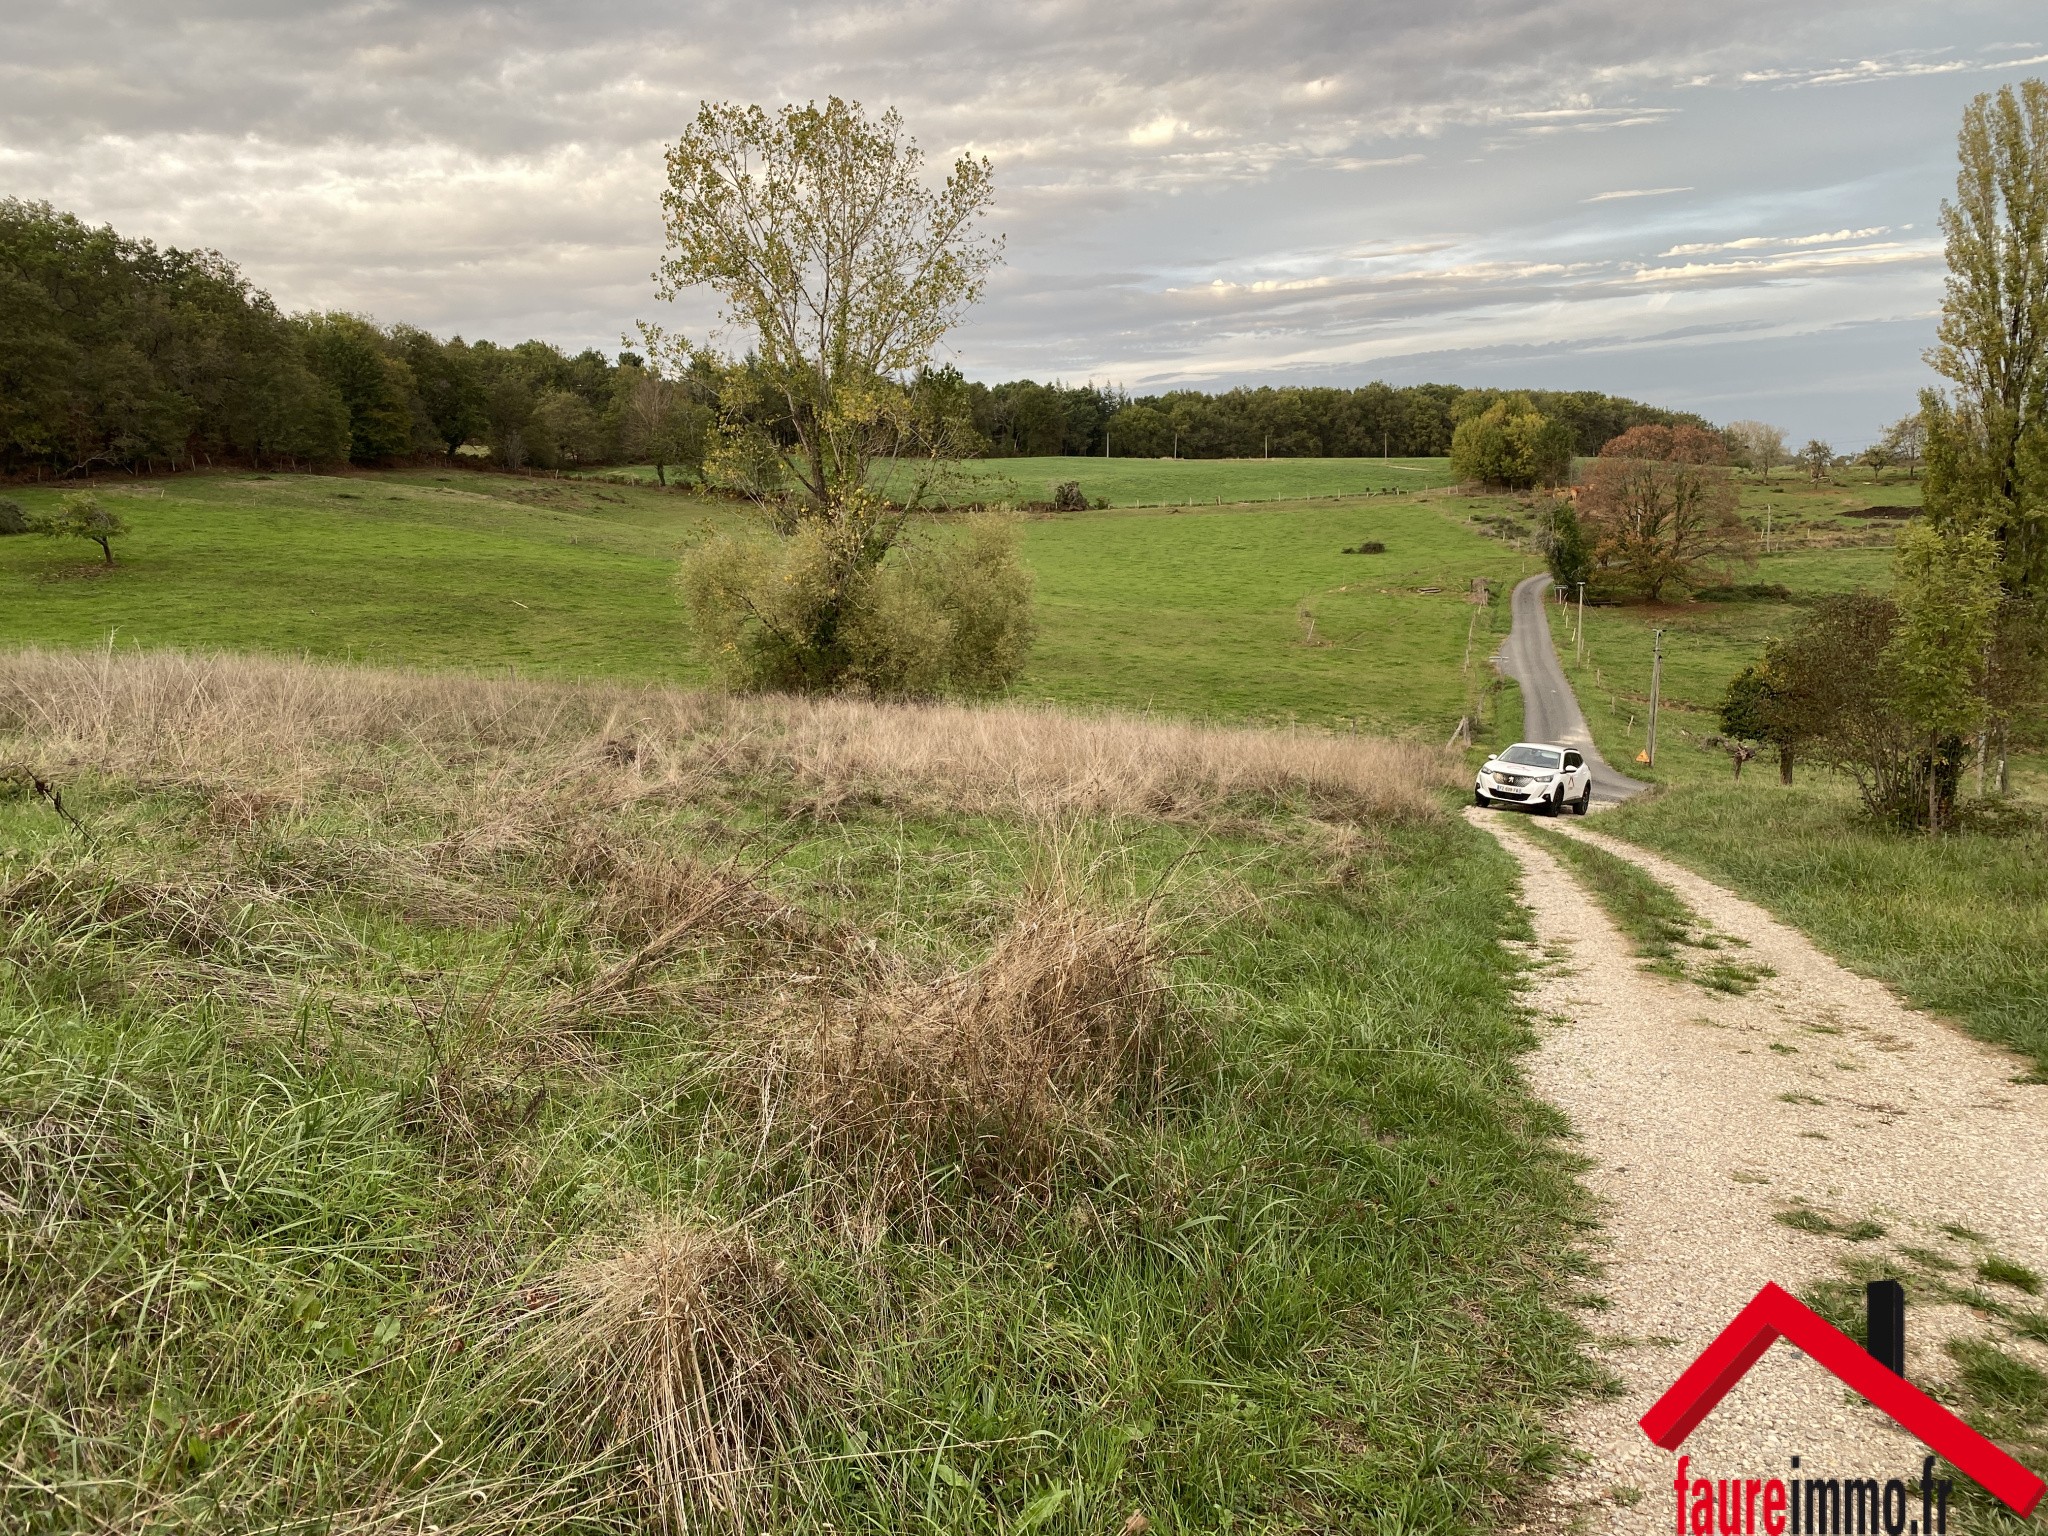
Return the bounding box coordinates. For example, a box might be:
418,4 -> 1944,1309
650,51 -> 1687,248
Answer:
1,197 -> 1710,481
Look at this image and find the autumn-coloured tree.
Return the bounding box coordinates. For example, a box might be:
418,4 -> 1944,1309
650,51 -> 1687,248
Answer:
1577,425 -> 1754,601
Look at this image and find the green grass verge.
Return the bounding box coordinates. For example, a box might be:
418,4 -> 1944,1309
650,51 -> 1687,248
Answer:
0,703 -> 1596,1531
1514,821 -> 1769,994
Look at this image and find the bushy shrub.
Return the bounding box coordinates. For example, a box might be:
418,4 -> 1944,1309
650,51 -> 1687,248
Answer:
0,498 -> 30,535
1449,397 -> 1574,488
1050,481 -> 1086,512
680,512 -> 1034,698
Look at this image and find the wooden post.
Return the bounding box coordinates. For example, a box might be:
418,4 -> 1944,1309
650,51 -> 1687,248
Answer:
1646,629 -> 1663,767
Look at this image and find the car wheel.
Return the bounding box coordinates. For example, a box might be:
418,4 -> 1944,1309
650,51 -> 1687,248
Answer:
1574,787 -> 1591,816
1474,791 -> 1489,807
1542,790 -> 1563,816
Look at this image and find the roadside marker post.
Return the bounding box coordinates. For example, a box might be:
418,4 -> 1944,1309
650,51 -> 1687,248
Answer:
1646,629 -> 1663,767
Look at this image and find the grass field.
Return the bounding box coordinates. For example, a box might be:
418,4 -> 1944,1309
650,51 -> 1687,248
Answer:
0,464 -> 1530,737
583,456 -> 1459,506
0,648 -> 1597,1533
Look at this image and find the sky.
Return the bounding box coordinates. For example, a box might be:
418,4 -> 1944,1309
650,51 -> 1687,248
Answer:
4,2 -> 2044,446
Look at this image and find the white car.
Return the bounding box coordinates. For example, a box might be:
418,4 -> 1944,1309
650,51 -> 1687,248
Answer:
1475,742 -> 1592,815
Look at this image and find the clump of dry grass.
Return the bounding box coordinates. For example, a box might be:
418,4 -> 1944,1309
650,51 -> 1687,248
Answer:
538,1217 -> 825,1532
741,886 -> 1183,1228
0,644 -> 1455,825
551,828 -> 818,957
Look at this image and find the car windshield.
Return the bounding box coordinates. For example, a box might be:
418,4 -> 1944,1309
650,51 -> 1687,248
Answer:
1498,745 -> 1563,769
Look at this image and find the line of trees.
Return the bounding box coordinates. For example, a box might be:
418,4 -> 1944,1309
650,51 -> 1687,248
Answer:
1,197 -> 1711,481
975,378 -> 1709,461
0,198 -> 718,480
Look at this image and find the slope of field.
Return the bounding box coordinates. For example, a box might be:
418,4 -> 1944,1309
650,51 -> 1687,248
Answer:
0,468 -> 1530,736
0,648 -> 1596,1533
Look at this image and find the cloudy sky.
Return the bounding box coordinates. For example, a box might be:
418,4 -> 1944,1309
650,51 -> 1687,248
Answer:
5,2 -> 2043,444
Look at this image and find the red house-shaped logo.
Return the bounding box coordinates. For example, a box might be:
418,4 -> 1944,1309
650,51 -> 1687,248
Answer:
1639,1282 -> 2044,1517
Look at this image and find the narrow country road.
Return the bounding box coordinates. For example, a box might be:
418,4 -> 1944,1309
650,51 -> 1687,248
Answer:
1495,573 -> 1647,803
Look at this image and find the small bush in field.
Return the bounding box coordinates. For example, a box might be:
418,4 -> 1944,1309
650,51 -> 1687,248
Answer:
1050,481 -> 1086,512
680,511 -> 1034,698
0,498 -> 30,535
1343,540 -> 1386,555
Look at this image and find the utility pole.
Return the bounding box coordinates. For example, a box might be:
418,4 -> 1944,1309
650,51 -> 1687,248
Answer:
1575,582 -> 1585,665
1265,431 -> 1270,460
1382,428 -> 1389,462
1646,628 -> 1664,767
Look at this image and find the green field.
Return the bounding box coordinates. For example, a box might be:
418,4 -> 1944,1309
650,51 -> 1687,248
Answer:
586,455 -> 1458,506
0,465 -> 1528,736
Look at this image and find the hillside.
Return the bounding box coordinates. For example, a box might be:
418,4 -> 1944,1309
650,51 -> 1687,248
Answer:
0,465 -> 1536,735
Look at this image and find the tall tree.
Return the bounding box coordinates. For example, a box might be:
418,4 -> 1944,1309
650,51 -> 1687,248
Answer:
1724,420 -> 1787,478
656,96 -> 1001,513
1924,78 -> 2048,597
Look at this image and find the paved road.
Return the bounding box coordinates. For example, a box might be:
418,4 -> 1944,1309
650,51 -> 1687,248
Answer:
1494,573 -> 1648,803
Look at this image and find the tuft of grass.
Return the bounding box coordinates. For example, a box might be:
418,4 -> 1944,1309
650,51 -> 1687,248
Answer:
1979,1257 -> 2044,1295
538,1217 -> 830,1531
1774,1206 -> 1886,1242
1518,822 -> 1772,994
737,883 -> 1186,1230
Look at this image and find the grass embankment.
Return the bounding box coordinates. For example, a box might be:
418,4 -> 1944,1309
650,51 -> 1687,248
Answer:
1513,821 -> 1769,994
0,647 -> 1597,1533
0,465 -> 1529,736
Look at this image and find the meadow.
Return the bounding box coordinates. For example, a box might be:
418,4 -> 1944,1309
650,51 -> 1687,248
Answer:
4,454 -> 2042,1529
585,454 -> 1460,507
0,465 -> 1531,737
0,647 -> 1597,1533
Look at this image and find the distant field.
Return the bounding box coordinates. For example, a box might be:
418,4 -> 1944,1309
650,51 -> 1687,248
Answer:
590,456 -> 1458,506
0,468 -> 1527,737
1019,494 -> 1534,733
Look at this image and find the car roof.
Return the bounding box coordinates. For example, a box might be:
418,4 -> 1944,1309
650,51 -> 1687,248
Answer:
1503,742 -> 1569,753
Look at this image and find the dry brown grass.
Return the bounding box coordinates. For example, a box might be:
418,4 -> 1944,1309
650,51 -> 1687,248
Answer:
537,1216 -> 826,1533
0,643 -> 1455,823
739,883 -> 1183,1231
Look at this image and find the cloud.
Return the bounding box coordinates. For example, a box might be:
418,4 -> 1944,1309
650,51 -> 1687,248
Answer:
1583,186 -> 1693,202
1740,46 -> 2048,88
1659,227 -> 1890,255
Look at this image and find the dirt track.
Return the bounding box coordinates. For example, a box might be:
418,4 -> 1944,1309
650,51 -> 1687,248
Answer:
1470,808 -> 2048,1532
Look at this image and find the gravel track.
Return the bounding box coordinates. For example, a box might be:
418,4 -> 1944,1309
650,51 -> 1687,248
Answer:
1470,807 -> 2048,1532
